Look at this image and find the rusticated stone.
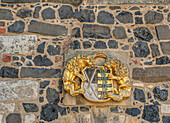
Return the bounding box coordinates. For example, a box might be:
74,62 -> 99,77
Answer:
33,55 -> 53,66
57,105 -> 66,116
150,44 -> 160,57
83,41 -> 92,49
83,24 -> 111,39
109,6 -> 121,10
129,6 -> 140,10
112,26 -> 127,39
20,67 -> 61,78
133,26 -> 153,41
37,42 -> 45,53
47,45 -> 61,55
135,17 -> 143,24
160,42 -> 170,55
116,11 -> 133,24
132,66 -> 170,82
58,5 -> 73,19
142,105 -> 160,122
28,20 -> 68,36
94,41 -> 107,49
71,27 -> 81,38
69,40 -> 81,50
97,11 -> 114,24
16,8 -> 32,18
145,11 -> 163,24
8,21 -> 25,33
0,103 -> 15,113
108,40 -> 118,49
46,87 -> 60,104
132,42 -> 150,57
33,6 -> 41,18
162,116 -> 170,123
74,9 -> 95,22
42,7 -> 55,20
6,113 -> 21,123
155,25 -> 170,40
134,88 -> 146,102
22,103 -> 38,112
153,86 -> 168,101
156,56 -> 170,65
47,0 -> 82,6
125,108 -> 141,117
2,0 -> 40,2
0,9 -> 13,20
0,66 -> 18,78
40,80 -> 50,89
0,80 -> 38,101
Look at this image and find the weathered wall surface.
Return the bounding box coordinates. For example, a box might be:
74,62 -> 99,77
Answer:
0,0 -> 170,123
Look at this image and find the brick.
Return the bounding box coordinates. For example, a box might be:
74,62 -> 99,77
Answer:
0,28 -> 6,34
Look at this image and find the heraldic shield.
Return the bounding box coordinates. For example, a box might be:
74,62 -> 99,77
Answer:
63,52 -> 131,103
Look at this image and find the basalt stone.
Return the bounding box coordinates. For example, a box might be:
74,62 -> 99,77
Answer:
26,55 -> 32,60
33,6 -> 41,18
83,41 -> 92,49
128,37 -> 134,42
16,8 -> 32,18
39,97 -> 44,103
58,5 -> 73,19
80,107 -> 89,112
47,0 -> 82,6
133,27 -> 153,41
121,45 -> 129,50
110,106 -> 123,113
144,61 -> 152,65
97,11 -> 114,24
11,62 -> 22,66
37,42 -> 46,53
47,45 -> 60,55
168,13 -> 170,22
8,21 -> 25,33
135,17 -> 143,24
112,26 -> 127,39
132,66 -> 170,82
40,104 -> 58,122
134,88 -> 146,102
69,40 -> 80,50
160,42 -> 170,55
147,92 -> 152,99
71,27 -> 81,38
2,0 -> 40,2
73,9 -> 95,22
125,108 -> 141,117
33,55 -> 53,66
83,24 -> 111,39
129,6 -> 140,10
28,20 -> 68,36
153,86 -> 168,101
6,113 -> 21,123
40,80 -> 50,89
42,7 -> 55,20
20,67 -> 61,78
109,6 -> 121,10
0,9 -> 13,20
162,116 -> 170,123
71,107 -> 79,112
108,40 -> 118,49
0,66 -> 18,78
46,87 -> 60,104
57,105 -> 66,116
135,11 -> 142,15
142,105 -> 160,122
116,11 -> 133,24
156,56 -> 170,65
94,41 -> 107,49
132,42 -> 150,57
155,25 -> 170,40
145,11 -> 163,24
150,44 -> 160,57
22,103 -> 38,112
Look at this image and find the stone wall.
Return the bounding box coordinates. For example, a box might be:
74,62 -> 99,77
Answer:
0,0 -> 170,123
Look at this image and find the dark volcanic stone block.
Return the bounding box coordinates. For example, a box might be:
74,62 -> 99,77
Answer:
46,87 -> 60,104
112,26 -> 127,39
160,42 -> 170,55
71,27 -> 81,38
0,9 -> 13,20
33,6 -> 41,18
28,20 -> 68,36
108,40 -> 118,49
47,45 -> 61,55
83,24 -> 111,39
145,10 -> 163,24
116,11 -> 133,24
132,66 -> 170,82
37,42 -> 46,53
125,108 -> 141,117
6,113 -> 21,123
22,103 -> 38,112
69,40 -> 81,50
168,13 -> 170,22
153,86 -> 168,101
58,5 -> 73,19
162,116 -> 170,123
94,41 -> 107,49
97,11 -> 114,24
83,41 -> 92,49
8,21 -> 25,33
155,25 -> 170,40
2,0 -> 40,2
134,88 -> 146,102
20,67 -> 61,78
33,55 -> 53,66
42,7 -> 55,20
0,66 -> 18,78
135,17 -> 143,24
150,44 -> 160,57
47,0 -> 82,6
156,56 -> 170,65
16,8 -> 32,18
40,80 -> 50,89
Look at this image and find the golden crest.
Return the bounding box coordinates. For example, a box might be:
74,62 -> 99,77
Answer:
63,52 -> 131,102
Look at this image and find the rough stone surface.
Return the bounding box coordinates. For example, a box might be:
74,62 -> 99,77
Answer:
74,9 -> 95,22
24,115 -> 35,123
77,113 -> 91,123
161,104 -> 170,113
8,21 -> 25,33
20,67 -> 61,78
168,13 -> 170,22
42,8 -> 55,20
69,40 -> 81,50
58,5 -> 73,19
0,80 -> 38,101
0,103 -> 15,113
160,42 -> 170,55
135,17 -> 143,24
6,113 -> 21,123
150,44 -> 160,57
22,103 -> 38,112
116,11 -> 133,24
0,66 -> 19,78
37,42 -> 45,53
110,106 -> 123,113
145,11 -> 163,24
97,11 -> 114,24
40,81 -> 50,89
92,108 -> 108,123
109,6 -> 121,10
83,24 -> 111,39
125,108 -> 141,117
156,56 -> 170,65
108,40 -> 118,49
155,25 -> 170,40
132,42 -> 150,57
94,41 -> 107,49
134,88 -> 146,102
16,8 -> 32,18
133,27 -> 153,41
71,27 -> 81,38
83,41 -> 92,49
47,0 -> 82,6
47,45 -> 61,55
0,9 -> 13,20
0,35 -> 37,54
162,116 -> 170,123
142,105 -> 160,122
108,114 -> 125,123
33,6 -> 41,18
46,87 -> 60,104
2,0 -> 40,2
153,86 -> 168,101
28,20 -> 68,36
112,26 -> 127,39
132,66 -> 170,82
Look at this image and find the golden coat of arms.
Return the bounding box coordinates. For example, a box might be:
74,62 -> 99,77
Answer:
63,52 -> 131,102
